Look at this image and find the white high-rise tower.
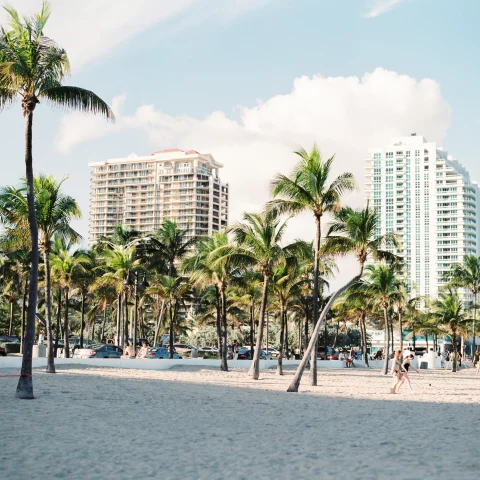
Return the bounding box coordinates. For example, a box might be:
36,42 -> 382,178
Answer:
365,134 -> 480,301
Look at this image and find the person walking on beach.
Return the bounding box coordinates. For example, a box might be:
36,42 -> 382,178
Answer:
136,341 -> 148,359
390,349 -> 403,394
397,354 -> 419,392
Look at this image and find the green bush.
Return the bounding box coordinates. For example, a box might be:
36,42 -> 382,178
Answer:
1,342 -> 21,354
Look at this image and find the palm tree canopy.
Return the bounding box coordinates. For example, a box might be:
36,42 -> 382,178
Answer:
0,1 -> 114,118
324,203 -> 400,266
0,175 -> 81,251
148,220 -> 197,275
223,210 -> 288,276
359,264 -> 402,309
268,144 -> 356,218
445,254 -> 480,295
430,288 -> 471,335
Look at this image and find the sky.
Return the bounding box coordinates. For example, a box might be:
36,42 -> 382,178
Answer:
1,0 -> 479,288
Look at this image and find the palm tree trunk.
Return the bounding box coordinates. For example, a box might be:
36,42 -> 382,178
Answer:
304,308 -> 309,355
116,293 -> 121,346
124,291 -> 129,348
20,278 -> 28,355
361,312 -> 369,367
288,266 -> 364,392
100,308 -> 107,342
43,249 -> 55,373
251,274 -> 270,380
333,320 -> 340,349
473,291 -> 477,356
153,300 -> 165,347
310,214 -> 322,386
285,310 -> 289,360
220,288 -> 229,372
215,287 -> 223,364
399,311 -> 403,352
17,109 -> 39,399
381,306 -> 390,375
8,301 -> 14,336
451,330 -> 457,372
54,291 -> 61,358
79,292 -> 86,349
169,301 -> 174,359
390,320 -> 394,352
63,288 -> 70,358
250,303 -> 255,358
277,304 -> 285,375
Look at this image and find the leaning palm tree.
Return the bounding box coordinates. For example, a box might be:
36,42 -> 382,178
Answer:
445,254 -> 480,356
269,144 -> 356,385
287,203 -> 399,392
0,1 -> 114,398
0,175 -> 81,373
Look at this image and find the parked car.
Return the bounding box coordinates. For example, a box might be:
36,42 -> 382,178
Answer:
73,344 -> 123,358
237,347 -> 272,360
0,335 -> 20,343
198,346 -> 217,353
262,347 -> 280,358
173,343 -> 198,356
0,345 -> 7,356
147,347 -> 182,359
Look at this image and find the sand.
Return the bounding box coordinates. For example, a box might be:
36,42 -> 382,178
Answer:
1,365 -> 479,480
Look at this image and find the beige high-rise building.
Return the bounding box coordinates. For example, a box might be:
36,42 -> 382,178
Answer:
88,149 -> 229,244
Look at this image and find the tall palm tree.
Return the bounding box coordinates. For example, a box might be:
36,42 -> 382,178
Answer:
287,203 -> 398,392
360,264 -> 401,374
445,254 -> 480,356
0,1 -> 113,398
50,245 -> 90,358
146,275 -> 190,358
269,144 -> 356,385
223,210 -> 288,380
183,232 -> 238,371
0,175 -> 81,372
98,245 -> 140,346
431,288 -> 469,372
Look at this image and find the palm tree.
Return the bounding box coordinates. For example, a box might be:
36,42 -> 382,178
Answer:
270,252 -> 307,375
224,210 -> 288,380
360,264 -> 401,374
146,275 -> 190,358
0,175 -> 81,372
269,145 -> 356,385
50,245 -> 90,358
183,232 -> 238,371
0,1 -> 113,398
287,203 -> 398,392
445,255 -> 480,356
98,244 -> 140,346
431,288 -> 469,372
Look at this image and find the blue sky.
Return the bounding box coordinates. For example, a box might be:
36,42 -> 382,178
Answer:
1,0 -> 479,263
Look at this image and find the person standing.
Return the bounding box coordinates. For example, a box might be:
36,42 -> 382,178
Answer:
390,350 -> 403,394
397,354 -> 419,392
473,349 -> 479,367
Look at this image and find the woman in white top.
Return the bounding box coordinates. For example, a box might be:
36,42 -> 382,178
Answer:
136,341 -> 149,359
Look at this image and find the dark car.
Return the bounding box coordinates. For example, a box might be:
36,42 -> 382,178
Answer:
0,335 -> 21,343
0,345 -> 6,356
147,347 -> 182,359
237,348 -> 271,360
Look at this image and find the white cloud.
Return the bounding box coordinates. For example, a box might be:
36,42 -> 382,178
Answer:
55,68 -> 451,287
363,0 -> 406,18
0,0 -> 275,70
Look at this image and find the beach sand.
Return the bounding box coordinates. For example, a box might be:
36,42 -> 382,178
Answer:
1,365 -> 479,480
